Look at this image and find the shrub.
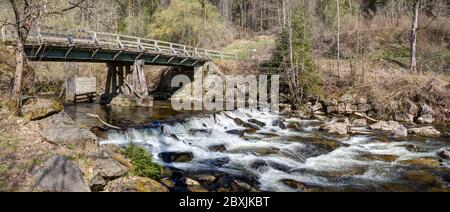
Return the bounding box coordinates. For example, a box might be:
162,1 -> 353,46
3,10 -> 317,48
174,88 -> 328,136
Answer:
124,145 -> 162,180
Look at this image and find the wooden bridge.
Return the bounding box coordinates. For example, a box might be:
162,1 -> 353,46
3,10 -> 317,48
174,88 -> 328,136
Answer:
0,26 -> 238,66
1,26 -> 238,105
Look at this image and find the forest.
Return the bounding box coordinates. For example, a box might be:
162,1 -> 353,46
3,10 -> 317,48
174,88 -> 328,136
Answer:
0,0 -> 450,193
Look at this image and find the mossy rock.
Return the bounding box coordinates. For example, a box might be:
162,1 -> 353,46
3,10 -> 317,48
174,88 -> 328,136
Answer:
21,98 -> 63,121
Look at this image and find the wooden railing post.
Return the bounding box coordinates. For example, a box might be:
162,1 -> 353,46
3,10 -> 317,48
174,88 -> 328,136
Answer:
1,26 -> 5,42
93,32 -> 100,46
37,27 -> 44,44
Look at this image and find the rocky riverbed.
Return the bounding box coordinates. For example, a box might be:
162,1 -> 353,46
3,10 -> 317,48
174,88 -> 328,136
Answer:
1,97 -> 449,192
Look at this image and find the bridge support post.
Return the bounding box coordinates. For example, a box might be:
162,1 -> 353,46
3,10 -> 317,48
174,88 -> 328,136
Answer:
100,60 -> 152,106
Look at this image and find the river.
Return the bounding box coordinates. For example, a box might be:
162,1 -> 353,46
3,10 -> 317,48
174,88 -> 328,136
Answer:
66,102 -> 450,192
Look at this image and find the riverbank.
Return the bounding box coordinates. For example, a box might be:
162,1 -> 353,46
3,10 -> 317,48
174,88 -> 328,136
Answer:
2,95 -> 449,192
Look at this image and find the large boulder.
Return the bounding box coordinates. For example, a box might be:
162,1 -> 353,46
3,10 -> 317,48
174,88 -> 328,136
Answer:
409,126 -> 441,137
89,146 -> 130,190
33,156 -> 91,192
40,127 -> 98,150
104,176 -> 169,192
369,121 -> 401,132
21,98 -> 63,121
38,111 -> 98,151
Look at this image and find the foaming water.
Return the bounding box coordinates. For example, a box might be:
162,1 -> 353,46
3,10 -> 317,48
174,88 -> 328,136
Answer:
101,109 -> 450,192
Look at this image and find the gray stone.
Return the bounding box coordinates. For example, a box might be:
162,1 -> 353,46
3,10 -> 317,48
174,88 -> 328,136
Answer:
40,127 -> 98,151
417,114 -> 434,124
409,126 -> 441,137
91,149 -> 129,180
419,103 -> 435,116
370,121 -> 401,132
21,98 -> 64,121
320,122 -> 349,135
226,129 -> 246,137
392,125 -> 408,138
394,112 -> 414,124
352,119 -> 367,127
339,93 -> 354,103
33,156 -> 90,192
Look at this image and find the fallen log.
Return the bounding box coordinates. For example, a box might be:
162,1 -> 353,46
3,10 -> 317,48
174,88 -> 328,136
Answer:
86,113 -> 123,130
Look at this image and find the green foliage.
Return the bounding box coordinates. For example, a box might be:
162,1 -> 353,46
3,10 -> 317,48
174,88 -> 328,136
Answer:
148,0 -> 230,47
270,3 -> 320,102
124,145 -> 162,180
221,36 -> 275,60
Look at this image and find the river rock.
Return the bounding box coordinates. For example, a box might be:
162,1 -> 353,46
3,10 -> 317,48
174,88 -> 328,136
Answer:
394,112 -> 414,124
89,147 -> 130,190
226,129 -> 245,137
369,121 -> 401,131
40,127 -> 98,151
338,103 -> 357,114
392,125 -> 408,138
104,176 -> 169,192
326,106 -> 338,114
33,156 -> 90,192
438,150 -> 450,160
21,98 -> 64,121
409,126 -> 441,137
208,144 -> 227,152
322,98 -> 338,107
419,103 -> 435,116
352,119 -> 367,127
189,129 -> 213,135
287,122 -> 301,130
195,175 -> 216,184
234,118 -> 261,130
248,119 -> 266,127
320,122 -> 349,135
158,152 -> 194,163
417,114 -> 434,124
339,93 -> 355,103
273,119 -> 287,130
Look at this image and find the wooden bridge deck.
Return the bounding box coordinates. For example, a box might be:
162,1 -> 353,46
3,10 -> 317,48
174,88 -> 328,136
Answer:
1,26 -> 238,67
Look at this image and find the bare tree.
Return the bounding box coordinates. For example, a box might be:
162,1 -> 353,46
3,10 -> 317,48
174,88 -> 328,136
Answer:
336,0 -> 341,78
410,0 -> 419,73
4,0 -> 85,114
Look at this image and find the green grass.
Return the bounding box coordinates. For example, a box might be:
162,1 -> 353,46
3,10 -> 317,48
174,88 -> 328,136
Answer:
221,36 -> 275,60
124,145 -> 162,180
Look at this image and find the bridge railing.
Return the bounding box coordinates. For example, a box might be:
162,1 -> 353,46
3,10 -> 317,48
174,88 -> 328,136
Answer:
0,25 -> 239,61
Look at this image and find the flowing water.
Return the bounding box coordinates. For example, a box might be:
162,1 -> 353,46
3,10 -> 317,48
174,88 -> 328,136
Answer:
67,103 -> 450,192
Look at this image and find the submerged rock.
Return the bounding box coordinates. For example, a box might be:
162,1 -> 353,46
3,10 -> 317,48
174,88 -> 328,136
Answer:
33,156 -> 90,192
408,126 -> 441,137
21,98 -> 64,121
158,152 -> 194,163
104,176 -> 169,192
208,144 -> 227,152
226,129 -> 245,137
248,119 -> 266,127
234,118 -> 261,130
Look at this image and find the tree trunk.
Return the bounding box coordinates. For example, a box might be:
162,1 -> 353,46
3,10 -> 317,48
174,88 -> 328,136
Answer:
8,39 -> 25,114
410,0 -> 419,73
336,0 -> 341,78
